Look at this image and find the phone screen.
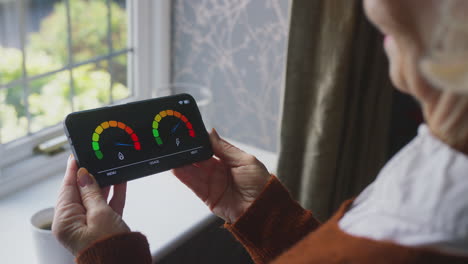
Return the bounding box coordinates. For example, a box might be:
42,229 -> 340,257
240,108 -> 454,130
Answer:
64,94 -> 213,187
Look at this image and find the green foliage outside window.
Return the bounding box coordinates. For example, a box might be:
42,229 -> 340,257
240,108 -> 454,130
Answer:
0,0 -> 129,143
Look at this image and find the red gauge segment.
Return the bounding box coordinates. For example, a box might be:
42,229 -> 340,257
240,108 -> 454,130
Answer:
189,130 -> 195,138
125,126 -> 133,134
134,142 -> 141,150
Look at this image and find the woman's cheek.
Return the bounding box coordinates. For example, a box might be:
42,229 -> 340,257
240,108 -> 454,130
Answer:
384,36 -> 407,92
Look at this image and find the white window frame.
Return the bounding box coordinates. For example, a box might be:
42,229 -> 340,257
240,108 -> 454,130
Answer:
0,0 -> 171,197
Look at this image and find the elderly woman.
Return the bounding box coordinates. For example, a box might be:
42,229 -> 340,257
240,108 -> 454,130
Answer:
52,0 -> 468,263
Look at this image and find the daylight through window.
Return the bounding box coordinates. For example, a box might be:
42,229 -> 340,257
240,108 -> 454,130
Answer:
0,0 -> 132,144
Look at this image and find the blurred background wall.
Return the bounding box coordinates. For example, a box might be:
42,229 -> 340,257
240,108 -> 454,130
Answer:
171,0 -> 291,152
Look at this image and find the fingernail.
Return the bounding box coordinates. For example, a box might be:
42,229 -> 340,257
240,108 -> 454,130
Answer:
68,154 -> 74,162
212,128 -> 221,140
77,168 -> 93,188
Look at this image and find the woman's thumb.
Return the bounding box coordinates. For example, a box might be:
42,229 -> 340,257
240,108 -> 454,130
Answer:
209,128 -> 252,167
77,168 -> 107,212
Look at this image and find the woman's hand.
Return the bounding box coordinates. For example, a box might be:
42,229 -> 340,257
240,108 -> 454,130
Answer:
172,129 -> 271,223
52,155 -> 130,256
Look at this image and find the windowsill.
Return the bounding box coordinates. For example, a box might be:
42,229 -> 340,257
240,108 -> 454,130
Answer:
0,139 -> 277,263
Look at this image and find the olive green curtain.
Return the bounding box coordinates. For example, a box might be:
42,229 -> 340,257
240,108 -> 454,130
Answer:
277,0 -> 394,221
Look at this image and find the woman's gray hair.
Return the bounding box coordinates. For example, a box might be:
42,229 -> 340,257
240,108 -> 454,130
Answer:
420,0 -> 468,94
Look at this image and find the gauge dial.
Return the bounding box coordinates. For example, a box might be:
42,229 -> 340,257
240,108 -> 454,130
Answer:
91,121 -> 141,160
152,110 -> 196,148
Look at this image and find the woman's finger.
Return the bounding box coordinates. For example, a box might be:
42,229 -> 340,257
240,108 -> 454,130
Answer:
76,168 -> 108,214
209,129 -> 251,167
101,186 -> 111,201
109,182 -> 127,216
56,155 -> 81,208
62,154 -> 79,187
172,164 -> 208,197
193,158 -> 219,175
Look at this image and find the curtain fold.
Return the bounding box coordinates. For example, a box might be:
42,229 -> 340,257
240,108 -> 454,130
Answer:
277,0 -> 394,221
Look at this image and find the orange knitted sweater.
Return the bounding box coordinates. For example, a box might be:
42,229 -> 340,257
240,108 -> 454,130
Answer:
77,176 -> 468,263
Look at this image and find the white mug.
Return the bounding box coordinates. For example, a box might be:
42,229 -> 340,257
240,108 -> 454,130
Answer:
30,207 -> 74,264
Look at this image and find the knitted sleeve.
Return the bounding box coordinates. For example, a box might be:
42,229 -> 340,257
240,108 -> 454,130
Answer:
224,175 -> 321,264
76,232 -> 152,264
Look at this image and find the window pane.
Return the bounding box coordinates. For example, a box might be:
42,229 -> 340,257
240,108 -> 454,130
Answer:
111,54 -> 130,101
70,0 -> 127,63
112,0 -> 128,51
72,63 -> 111,111
29,72 -> 71,133
0,0 -> 131,145
0,86 -> 28,144
0,1 -> 23,86
25,0 -> 66,76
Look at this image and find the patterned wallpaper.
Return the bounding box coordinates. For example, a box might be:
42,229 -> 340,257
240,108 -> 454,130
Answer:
171,0 -> 291,152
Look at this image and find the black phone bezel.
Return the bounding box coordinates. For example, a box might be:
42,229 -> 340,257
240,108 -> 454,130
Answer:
63,93 -> 213,187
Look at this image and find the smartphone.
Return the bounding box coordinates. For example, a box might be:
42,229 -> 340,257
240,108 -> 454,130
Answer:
64,93 -> 213,187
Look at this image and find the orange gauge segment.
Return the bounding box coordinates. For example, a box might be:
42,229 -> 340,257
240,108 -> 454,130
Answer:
117,122 -> 126,129
101,121 -> 110,129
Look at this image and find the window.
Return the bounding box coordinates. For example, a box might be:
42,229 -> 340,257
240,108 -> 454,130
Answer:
1,0 -> 132,143
0,0 -> 170,195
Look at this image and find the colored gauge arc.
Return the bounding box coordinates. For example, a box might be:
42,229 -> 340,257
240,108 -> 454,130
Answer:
152,110 -> 196,146
92,121 -> 141,160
